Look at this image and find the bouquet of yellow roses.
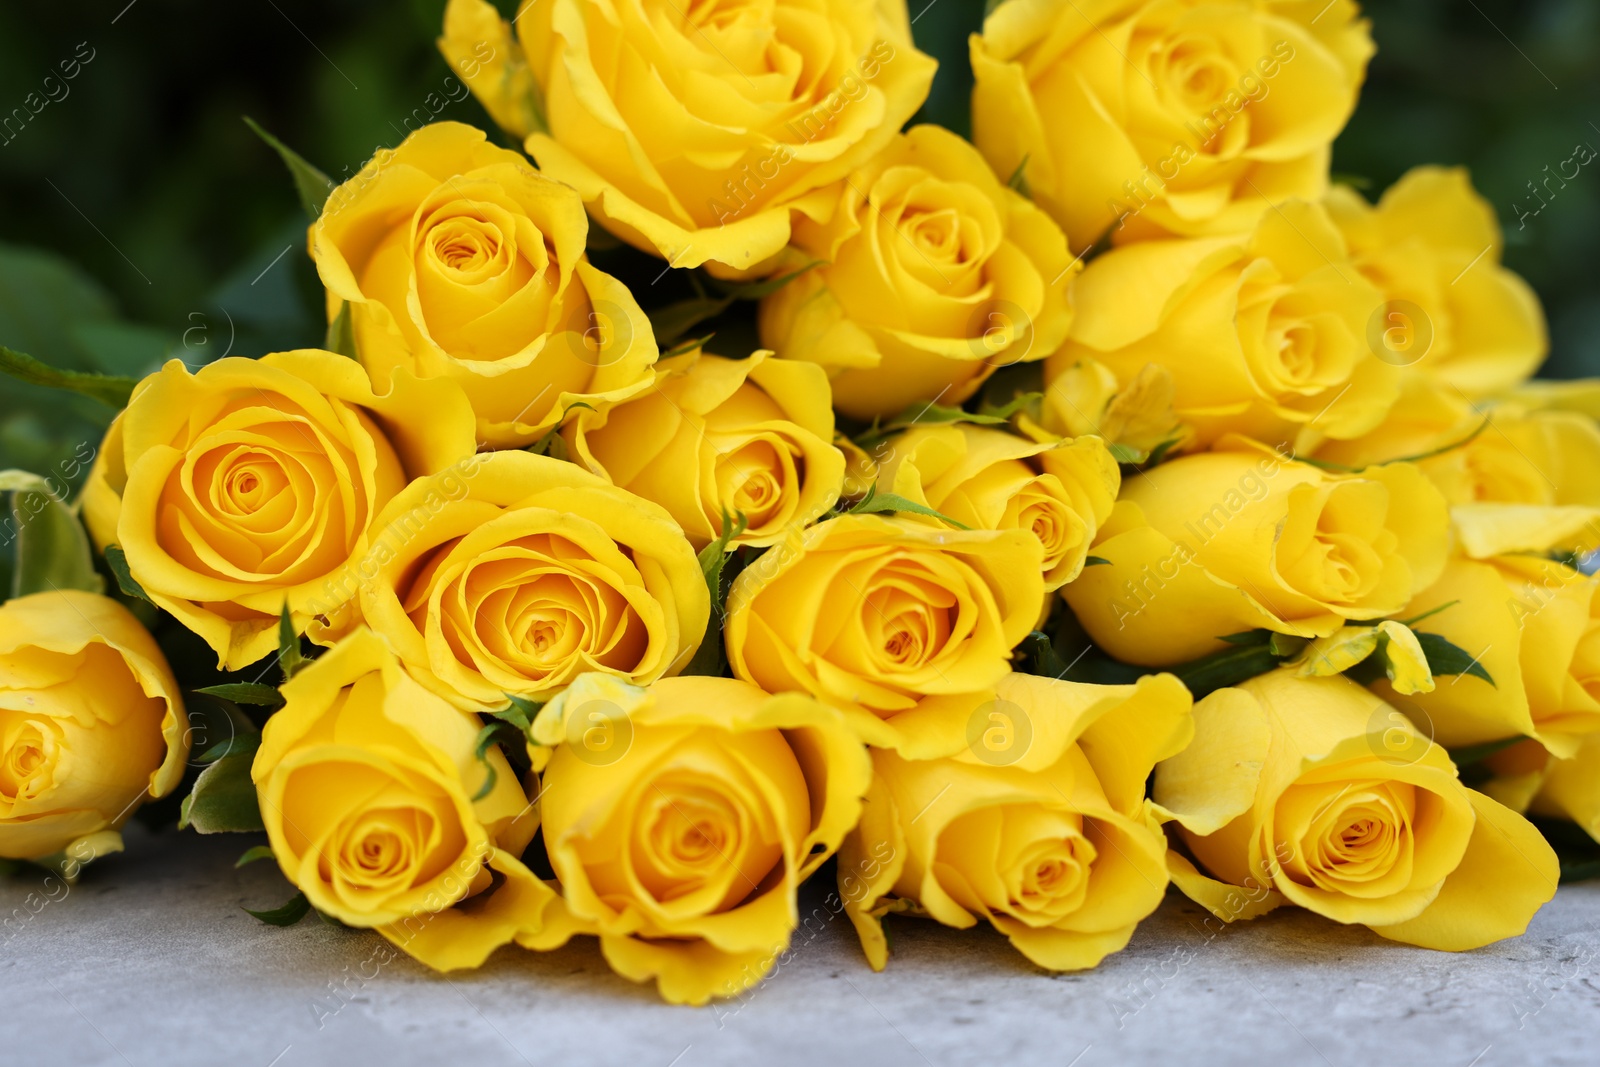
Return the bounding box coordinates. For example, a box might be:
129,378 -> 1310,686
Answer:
2,0 -> 1591,1007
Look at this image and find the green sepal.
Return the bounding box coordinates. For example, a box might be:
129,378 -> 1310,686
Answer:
324,301 -> 357,358
244,891 -> 311,927
278,602 -> 307,681
103,544 -> 151,602
193,683 -> 285,709
846,483 -> 970,529
235,845 -> 276,869
178,734 -> 264,834
684,509 -> 749,677
1414,631 -> 1495,686
243,117 -> 334,219
1,471 -> 103,597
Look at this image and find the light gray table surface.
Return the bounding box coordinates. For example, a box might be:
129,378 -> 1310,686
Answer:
2,821 -> 1596,1066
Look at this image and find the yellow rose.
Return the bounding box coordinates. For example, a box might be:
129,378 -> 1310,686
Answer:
1051,201 -> 1394,451
527,673 -> 871,1005
873,422 -> 1118,593
310,121 -> 657,447
1325,166 -> 1547,398
1525,735 -> 1600,845
1064,445 -> 1449,665
759,124 -> 1078,419
1154,670 -> 1558,950
1028,357 -> 1186,459
971,0 -> 1373,250
724,513 -> 1043,745
81,352 -> 476,670
442,0 -> 936,275
321,451 -> 708,711
0,590 -> 186,864
1371,556 -> 1600,760
563,349 -> 844,549
252,627 -> 564,970
841,671 -> 1192,971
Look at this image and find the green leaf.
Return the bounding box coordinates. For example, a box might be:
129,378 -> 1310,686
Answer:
1267,632 -> 1310,658
1217,629 -> 1272,646
975,391 -> 1042,423
103,544 -> 151,602
1006,154 -> 1031,198
471,717 -> 532,802
0,345 -> 136,408
1,471 -> 103,597
242,117 -> 334,219
235,845 -> 276,869
648,297 -> 734,348
1173,643 -> 1284,699
684,509 -> 750,677
193,683 -> 285,709
245,891 -> 311,927
1144,437 -> 1184,468
494,695 -> 542,735
847,483 -> 971,529
1106,442 -> 1149,465
1398,600 -> 1460,628
1414,631 -> 1495,686
1083,555 -> 1110,567
708,261 -> 824,301
179,738 -> 264,834
324,301 -> 356,358
1448,735 -> 1526,768
278,602 -> 307,681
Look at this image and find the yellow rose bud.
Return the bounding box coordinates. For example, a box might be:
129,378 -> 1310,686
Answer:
1372,556 -> 1600,760
563,349 -> 845,549
1054,201 -> 1394,450
724,513 -> 1044,746
760,124 -> 1078,419
450,0 -> 936,275
971,0 -> 1373,250
310,121 -> 658,448
527,673 -> 871,1005
1154,670 -> 1558,950
327,451 -> 708,711
0,591 -> 187,864
1029,358 -> 1186,459
1528,735 -> 1600,844
81,352 -> 476,670
840,672 -> 1192,971
1064,445 -> 1449,665
252,627 -> 563,969
873,423 -> 1119,593
1325,165 -> 1547,398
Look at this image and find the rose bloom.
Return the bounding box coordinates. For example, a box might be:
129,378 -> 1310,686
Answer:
760,124 -> 1078,419
1154,670 -> 1557,951
1325,165 -> 1547,398
724,513 -> 1043,746
82,352 -> 476,670
320,451 -> 709,711
252,627 -> 564,970
0,591 -> 187,864
1064,445 -> 1449,665
873,422 -> 1119,594
440,0 -> 936,275
528,673 -> 871,1005
971,0 -> 1373,250
841,672 -> 1192,971
1050,199 -> 1393,451
311,121 -> 658,447
1026,358 -> 1186,459
1371,555 -> 1600,760
563,348 -> 844,549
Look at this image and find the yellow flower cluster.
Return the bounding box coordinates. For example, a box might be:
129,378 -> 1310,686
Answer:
8,0 -> 1589,1011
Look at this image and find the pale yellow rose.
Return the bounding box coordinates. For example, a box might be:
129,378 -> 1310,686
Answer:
0,591 -> 186,864
1155,669 -> 1558,950
252,627 -> 564,970
724,513 -> 1044,746
1325,165 -> 1547,398
310,121 -> 657,447
760,124 -> 1078,418
442,0 -> 936,275
81,352 -> 476,670
1372,555 -> 1600,760
1051,201 -> 1394,451
1027,357 -> 1186,459
563,349 -> 844,549
971,0 -> 1373,250
319,451 -> 708,712
873,422 -> 1119,592
1064,444 -> 1449,665
527,673 -> 871,1005
841,671 -> 1192,971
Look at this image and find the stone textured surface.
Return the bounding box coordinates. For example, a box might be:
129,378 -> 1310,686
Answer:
3,823 -> 1597,1066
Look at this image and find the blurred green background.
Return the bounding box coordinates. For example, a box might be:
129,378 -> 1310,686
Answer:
1,0 -> 1596,481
